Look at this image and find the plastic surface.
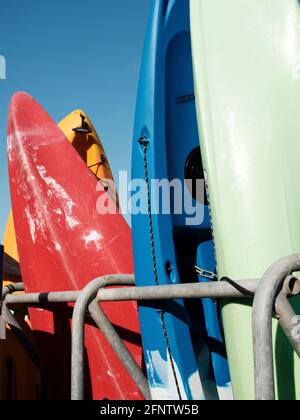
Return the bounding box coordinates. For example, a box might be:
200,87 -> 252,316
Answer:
190,0 -> 300,400
8,92 -> 143,400
132,0 -> 231,400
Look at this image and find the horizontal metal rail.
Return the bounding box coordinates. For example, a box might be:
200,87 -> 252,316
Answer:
4,277 -> 300,356
5,290 -> 79,304
4,279 -> 259,306
2,282 -> 24,299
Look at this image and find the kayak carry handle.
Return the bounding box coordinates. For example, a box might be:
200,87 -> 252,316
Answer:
72,113 -> 92,134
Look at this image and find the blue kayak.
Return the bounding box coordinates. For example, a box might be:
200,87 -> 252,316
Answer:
132,0 -> 232,400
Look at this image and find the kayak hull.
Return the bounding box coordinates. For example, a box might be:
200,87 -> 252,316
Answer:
8,92 -> 143,400
132,0 -> 231,400
190,0 -> 300,400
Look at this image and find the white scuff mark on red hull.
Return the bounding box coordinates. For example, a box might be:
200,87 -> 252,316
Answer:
66,215 -> 80,229
9,132 -> 47,241
82,230 -> 103,250
109,235 -> 119,245
9,125 -> 79,289
107,369 -> 119,379
36,165 -> 80,229
25,207 -> 36,243
53,241 -> 62,252
31,202 -> 47,239
7,134 -> 14,162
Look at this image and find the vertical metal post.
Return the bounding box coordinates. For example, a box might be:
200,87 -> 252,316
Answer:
71,275 -> 135,400
275,292 -> 300,358
88,300 -> 150,399
252,254 -> 300,400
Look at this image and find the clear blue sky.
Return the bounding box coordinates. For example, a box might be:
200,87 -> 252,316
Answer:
0,0 -> 151,238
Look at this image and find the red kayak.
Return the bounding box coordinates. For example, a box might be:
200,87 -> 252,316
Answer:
7,92 -> 143,400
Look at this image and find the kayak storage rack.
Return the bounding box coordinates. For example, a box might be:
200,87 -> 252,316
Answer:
1,251 -> 300,401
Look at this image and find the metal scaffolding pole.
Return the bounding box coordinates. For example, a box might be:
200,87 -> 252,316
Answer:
88,299 -> 150,399
252,254 -> 300,400
2,255 -> 300,401
71,274 -> 136,400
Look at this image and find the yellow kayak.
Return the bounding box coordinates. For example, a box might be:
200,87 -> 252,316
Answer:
1,109 -> 116,400
58,110 -> 118,205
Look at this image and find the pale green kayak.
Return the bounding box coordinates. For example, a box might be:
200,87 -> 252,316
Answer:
190,0 -> 300,400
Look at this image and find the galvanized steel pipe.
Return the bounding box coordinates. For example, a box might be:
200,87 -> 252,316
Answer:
96,279 -> 258,302
2,282 -> 24,299
5,290 -> 80,304
252,254 -> 300,400
88,300 -> 150,399
71,275 -> 134,400
5,280 -> 258,306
